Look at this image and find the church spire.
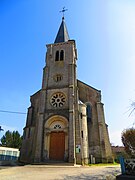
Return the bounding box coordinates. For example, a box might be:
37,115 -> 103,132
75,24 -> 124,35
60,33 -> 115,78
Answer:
54,8 -> 70,43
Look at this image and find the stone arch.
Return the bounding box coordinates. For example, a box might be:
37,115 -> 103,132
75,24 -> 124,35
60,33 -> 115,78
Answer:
45,115 -> 68,130
43,115 -> 68,161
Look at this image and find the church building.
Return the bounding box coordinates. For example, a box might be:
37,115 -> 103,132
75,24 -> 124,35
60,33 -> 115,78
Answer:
20,16 -> 112,164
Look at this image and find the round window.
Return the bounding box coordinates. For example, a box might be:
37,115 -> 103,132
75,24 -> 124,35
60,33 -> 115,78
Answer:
50,92 -> 66,107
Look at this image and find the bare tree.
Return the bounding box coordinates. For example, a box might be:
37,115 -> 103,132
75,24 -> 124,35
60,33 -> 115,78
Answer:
121,128 -> 135,158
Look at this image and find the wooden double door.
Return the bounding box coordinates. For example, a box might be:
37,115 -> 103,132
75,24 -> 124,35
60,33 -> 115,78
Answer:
49,132 -> 65,161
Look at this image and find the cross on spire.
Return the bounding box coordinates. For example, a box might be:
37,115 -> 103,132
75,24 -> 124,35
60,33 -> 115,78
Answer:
60,7 -> 68,19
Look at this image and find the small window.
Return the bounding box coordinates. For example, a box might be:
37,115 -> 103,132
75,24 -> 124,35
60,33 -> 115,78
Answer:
56,75 -> 62,82
53,74 -> 63,82
81,131 -> 83,138
54,124 -> 61,129
0,150 -> 5,155
80,113 -> 83,119
13,151 -> 17,157
55,51 -> 59,61
60,50 -> 64,61
86,104 -> 92,122
6,151 -> 12,156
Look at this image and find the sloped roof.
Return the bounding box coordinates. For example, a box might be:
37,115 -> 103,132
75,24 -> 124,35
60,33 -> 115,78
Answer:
77,79 -> 101,92
54,17 -> 70,43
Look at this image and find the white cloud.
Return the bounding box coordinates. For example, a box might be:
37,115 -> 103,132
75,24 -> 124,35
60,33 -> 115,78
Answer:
109,130 -> 123,146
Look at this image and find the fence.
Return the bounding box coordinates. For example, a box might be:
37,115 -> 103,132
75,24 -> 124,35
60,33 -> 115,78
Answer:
119,156 -> 135,176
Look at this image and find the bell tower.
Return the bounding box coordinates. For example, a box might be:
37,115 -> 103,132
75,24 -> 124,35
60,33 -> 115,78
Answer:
41,16 -> 78,163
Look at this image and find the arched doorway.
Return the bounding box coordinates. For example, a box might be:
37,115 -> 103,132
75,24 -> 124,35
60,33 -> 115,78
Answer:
44,115 -> 68,161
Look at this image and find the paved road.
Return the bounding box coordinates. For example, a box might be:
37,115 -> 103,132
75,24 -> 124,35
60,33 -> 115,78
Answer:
0,164 -> 121,180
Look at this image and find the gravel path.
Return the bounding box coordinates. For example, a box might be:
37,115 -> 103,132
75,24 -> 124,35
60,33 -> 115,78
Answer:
0,164 -> 121,180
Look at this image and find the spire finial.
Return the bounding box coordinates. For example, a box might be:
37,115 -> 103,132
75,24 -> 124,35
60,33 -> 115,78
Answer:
59,7 -> 68,19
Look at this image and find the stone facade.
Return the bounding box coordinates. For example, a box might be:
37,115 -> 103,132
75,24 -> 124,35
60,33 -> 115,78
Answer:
20,18 -> 113,164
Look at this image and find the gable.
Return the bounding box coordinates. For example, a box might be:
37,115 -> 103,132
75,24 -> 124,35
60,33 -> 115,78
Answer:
77,80 -> 101,104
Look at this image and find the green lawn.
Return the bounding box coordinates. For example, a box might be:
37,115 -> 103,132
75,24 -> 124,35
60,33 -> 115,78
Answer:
89,162 -> 119,166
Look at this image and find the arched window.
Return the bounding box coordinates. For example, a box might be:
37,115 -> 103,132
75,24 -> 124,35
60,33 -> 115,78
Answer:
60,50 -> 64,61
56,74 -> 62,82
55,51 -> 59,61
86,104 -> 92,122
53,74 -> 63,82
54,124 -> 61,129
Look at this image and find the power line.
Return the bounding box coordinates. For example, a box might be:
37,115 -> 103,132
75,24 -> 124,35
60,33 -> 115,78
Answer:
0,110 -> 26,115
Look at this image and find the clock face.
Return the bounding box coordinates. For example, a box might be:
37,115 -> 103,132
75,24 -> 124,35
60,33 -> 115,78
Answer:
50,92 -> 66,107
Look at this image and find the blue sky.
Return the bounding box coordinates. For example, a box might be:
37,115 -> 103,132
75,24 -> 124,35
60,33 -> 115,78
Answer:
0,0 -> 135,146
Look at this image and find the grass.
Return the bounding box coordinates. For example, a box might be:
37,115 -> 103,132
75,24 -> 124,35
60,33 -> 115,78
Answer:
89,162 -> 119,166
